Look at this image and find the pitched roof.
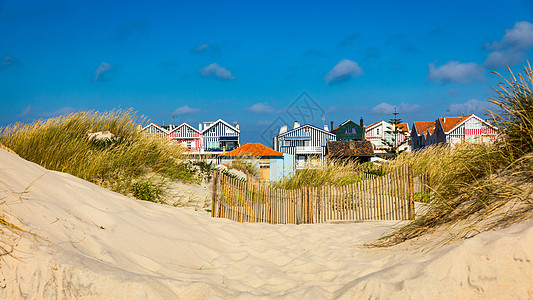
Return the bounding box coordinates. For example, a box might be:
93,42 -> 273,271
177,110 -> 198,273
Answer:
413,121 -> 436,136
141,122 -> 169,133
332,119 -> 364,133
169,122 -> 200,134
326,140 -> 374,157
397,123 -> 409,132
277,123 -> 335,137
202,119 -> 240,133
218,143 -> 283,157
366,121 -> 383,130
438,115 -> 472,133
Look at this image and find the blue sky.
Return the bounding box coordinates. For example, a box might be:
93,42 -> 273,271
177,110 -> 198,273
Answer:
1,0 -> 533,144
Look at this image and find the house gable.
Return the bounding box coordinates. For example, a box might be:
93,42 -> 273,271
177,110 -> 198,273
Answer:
332,120 -> 365,141
141,123 -> 169,136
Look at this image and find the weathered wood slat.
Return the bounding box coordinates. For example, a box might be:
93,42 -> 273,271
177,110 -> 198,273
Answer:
212,166 -> 415,224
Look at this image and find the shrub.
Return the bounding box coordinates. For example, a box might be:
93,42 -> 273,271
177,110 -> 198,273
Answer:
132,180 -> 163,203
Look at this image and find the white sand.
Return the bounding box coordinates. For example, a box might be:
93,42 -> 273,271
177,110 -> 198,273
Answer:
0,148 -> 532,299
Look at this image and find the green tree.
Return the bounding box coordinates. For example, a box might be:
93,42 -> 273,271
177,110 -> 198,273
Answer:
381,107 -> 409,158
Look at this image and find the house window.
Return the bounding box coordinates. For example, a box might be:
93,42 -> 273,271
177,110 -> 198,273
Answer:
376,128 -> 380,135
345,126 -> 351,134
225,127 -> 234,134
187,128 -> 194,134
187,141 -> 192,149
304,127 -> 310,133
207,141 -> 219,150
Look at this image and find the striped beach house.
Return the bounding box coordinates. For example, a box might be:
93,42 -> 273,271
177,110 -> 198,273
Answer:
411,121 -> 436,150
273,121 -> 336,169
141,123 -> 169,139
168,122 -> 201,151
411,114 -> 498,149
200,119 -> 240,153
365,121 -> 410,154
435,114 -> 498,146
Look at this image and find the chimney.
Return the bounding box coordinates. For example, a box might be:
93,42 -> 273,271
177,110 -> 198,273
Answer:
233,121 -> 237,127
199,123 -> 203,131
360,117 -> 364,127
293,121 -> 300,129
330,121 -> 334,131
324,124 -> 329,131
349,140 -> 355,149
279,125 -> 287,134
169,124 -> 173,131
235,124 -> 239,130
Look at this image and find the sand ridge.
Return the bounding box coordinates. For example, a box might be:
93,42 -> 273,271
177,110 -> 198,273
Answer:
0,148 -> 532,299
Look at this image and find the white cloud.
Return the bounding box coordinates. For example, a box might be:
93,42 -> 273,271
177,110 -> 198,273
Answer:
427,61 -> 485,84
192,43 -> 220,55
173,105 -> 200,115
325,59 -> 363,84
484,21 -> 533,69
94,62 -> 112,81
200,63 -> 235,80
18,105 -> 32,117
448,99 -> 497,115
371,102 -> 421,115
255,120 -> 273,126
248,103 -> 277,114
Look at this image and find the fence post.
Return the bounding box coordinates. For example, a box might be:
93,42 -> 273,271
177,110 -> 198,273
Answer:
408,165 -> 415,220
212,170 -> 218,218
305,186 -> 310,223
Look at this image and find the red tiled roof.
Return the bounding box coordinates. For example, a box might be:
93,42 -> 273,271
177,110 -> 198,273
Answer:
397,123 -> 409,132
366,121 -> 381,129
414,121 -> 436,136
438,115 -> 473,133
219,143 -> 283,157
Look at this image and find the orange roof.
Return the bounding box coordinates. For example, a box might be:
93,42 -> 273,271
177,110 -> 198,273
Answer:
414,121 -> 436,136
438,114 -> 473,133
218,143 -> 283,157
366,121 -> 381,129
397,123 -> 409,132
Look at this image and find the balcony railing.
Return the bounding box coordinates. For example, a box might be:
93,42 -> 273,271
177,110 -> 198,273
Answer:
294,146 -> 322,154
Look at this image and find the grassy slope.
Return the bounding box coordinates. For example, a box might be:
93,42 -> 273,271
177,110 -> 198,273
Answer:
0,110 -> 195,201
375,64 -> 533,246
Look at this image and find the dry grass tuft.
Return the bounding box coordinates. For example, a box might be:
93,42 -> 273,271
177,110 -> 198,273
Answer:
373,63 -> 533,247
0,109 -> 196,202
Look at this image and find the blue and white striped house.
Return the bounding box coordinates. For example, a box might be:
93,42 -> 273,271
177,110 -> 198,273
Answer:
200,119 -> 240,153
273,122 -> 336,168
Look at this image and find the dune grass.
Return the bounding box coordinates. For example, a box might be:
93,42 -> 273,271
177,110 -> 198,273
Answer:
374,63 -> 533,246
0,109 -> 195,201
274,159 -> 369,189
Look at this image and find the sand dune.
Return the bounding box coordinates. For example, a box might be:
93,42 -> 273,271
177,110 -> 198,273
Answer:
0,148 -> 532,299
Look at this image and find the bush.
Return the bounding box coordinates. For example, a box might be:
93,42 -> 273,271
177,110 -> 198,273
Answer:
132,180 -> 163,203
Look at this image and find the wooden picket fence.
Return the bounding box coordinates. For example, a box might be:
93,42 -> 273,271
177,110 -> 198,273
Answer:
211,165 -> 415,224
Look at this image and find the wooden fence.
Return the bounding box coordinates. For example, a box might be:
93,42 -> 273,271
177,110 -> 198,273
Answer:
211,165 -> 415,224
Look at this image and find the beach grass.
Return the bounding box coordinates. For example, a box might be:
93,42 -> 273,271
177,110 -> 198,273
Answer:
0,109 -> 195,201
274,159 -> 366,189
375,63 -> 533,246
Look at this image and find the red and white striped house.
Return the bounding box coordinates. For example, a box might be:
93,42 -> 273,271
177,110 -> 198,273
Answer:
168,122 -> 201,151
141,122 -> 201,151
411,114 -> 498,149
365,121 -> 410,153
435,114 -> 498,146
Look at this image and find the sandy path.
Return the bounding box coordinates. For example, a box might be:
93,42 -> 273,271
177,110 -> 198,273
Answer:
0,148 -> 532,299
